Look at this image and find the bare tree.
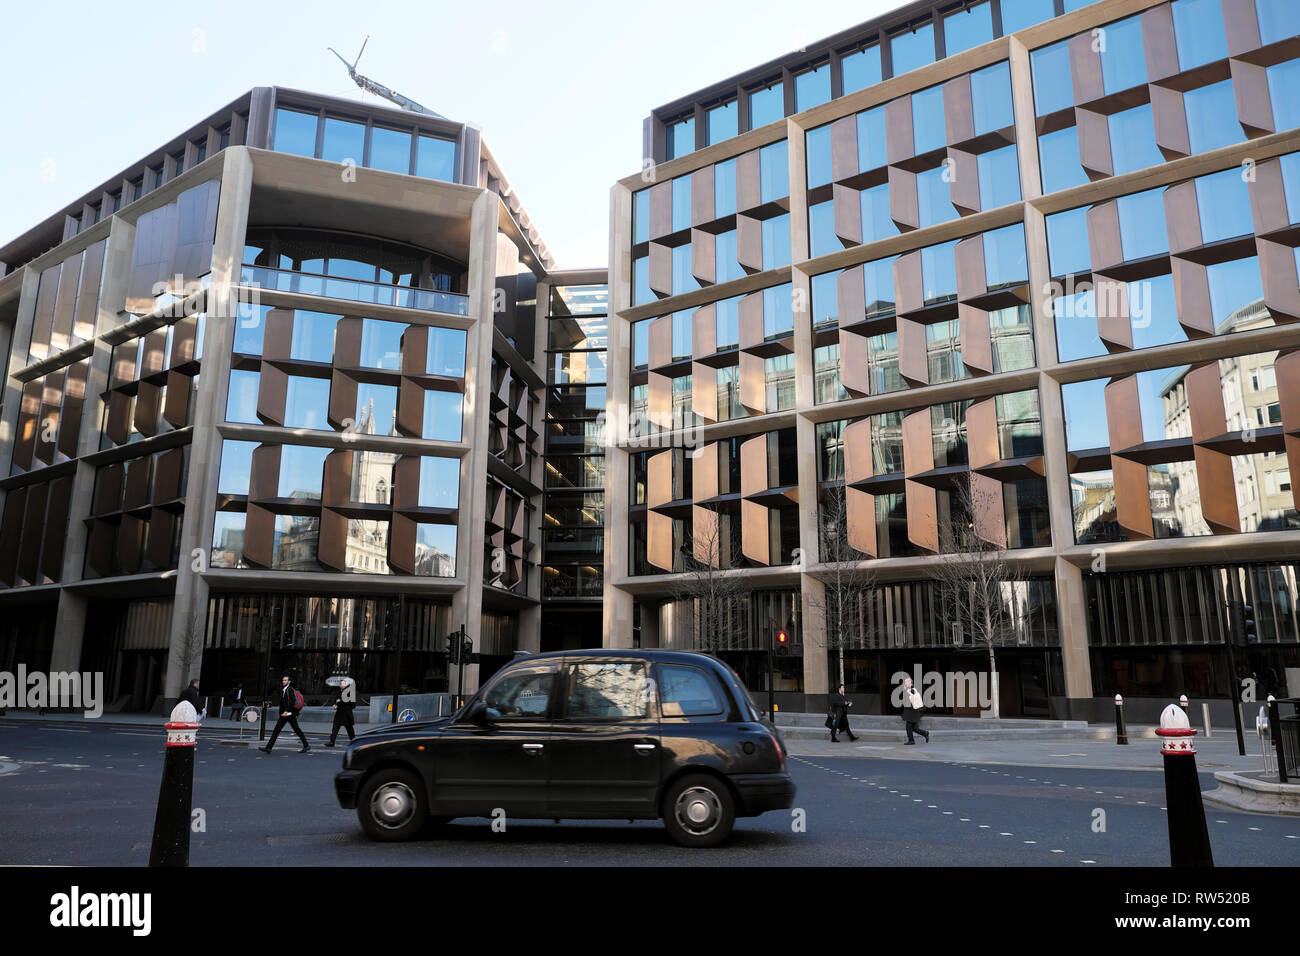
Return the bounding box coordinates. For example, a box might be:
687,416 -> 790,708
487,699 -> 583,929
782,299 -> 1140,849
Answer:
666,512 -> 750,652
806,484 -> 878,688
928,475 -> 1029,719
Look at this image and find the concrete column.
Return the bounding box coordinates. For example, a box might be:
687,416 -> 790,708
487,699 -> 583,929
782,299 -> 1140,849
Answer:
0,267 -> 40,475
640,599 -> 661,648
48,591 -> 88,674
603,182 -> 634,648
1055,556 -> 1094,700
163,149 -> 253,698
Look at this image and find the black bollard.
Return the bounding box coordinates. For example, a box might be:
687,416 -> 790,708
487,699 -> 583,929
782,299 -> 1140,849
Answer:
149,713 -> 199,867
1114,694 -> 1128,745
1155,704 -> 1213,868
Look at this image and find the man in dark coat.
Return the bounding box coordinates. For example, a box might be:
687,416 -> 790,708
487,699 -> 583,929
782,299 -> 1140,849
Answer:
177,679 -> 202,716
326,679 -> 356,748
260,675 -> 310,754
828,683 -> 858,742
227,683 -> 245,721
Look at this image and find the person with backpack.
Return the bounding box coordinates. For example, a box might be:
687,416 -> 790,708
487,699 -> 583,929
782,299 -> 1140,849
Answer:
900,675 -> 930,745
260,675 -> 310,754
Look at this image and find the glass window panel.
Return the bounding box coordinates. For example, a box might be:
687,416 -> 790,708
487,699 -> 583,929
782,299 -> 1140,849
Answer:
811,272 -> 838,328
671,311 -> 692,361
1195,168 -> 1254,243
864,257 -> 896,317
631,320 -> 650,369
1054,289 -> 1103,362
1117,188 -> 1169,261
1000,0 -> 1056,33
273,108 -> 317,156
707,100 -> 739,144
634,188 -> 650,245
1099,15 -> 1148,94
1206,257 -> 1264,327
217,440 -> 257,495
1128,273 -> 1185,350
890,23 -> 935,76
672,176 -> 692,233
760,141 -> 790,202
984,223 -> 1028,289
978,144 -> 1021,208
715,230 -> 743,283
921,241 -> 958,305
233,302 -> 268,354
418,457 -> 460,509
278,445 -> 329,498
668,116 -> 695,159
272,515 -> 319,571
1280,152 -> 1300,226
716,297 -> 740,348
658,664 -> 724,716
990,304 -> 1036,371
1256,0 -> 1300,46
715,159 -> 737,219
944,2 -> 993,55
672,243 -> 699,295
427,327 -> 466,377
632,255 -> 651,306
912,85 -> 946,154
1185,80 -> 1245,154
795,62 -> 831,110
809,201 -> 837,258
226,369 -> 259,424
806,125 -> 833,189
748,82 -> 785,129
1062,378 -> 1110,450
1171,0 -> 1228,71
764,284 -> 795,338
762,214 -> 792,270
841,45 -> 882,95
1268,60 -> 1300,134
566,661 -> 650,719
416,136 -> 455,181
284,376 -> 330,430
290,311 -> 339,363
211,513 -> 246,568
1046,206 -> 1091,276
971,62 -> 1013,135
1031,40 -> 1072,117
343,518 -> 390,574
321,116 -> 365,164
1039,127 -> 1089,194
858,106 -> 888,172
355,383 -> 398,434
1108,104 -> 1164,175
422,389 -> 464,441
369,127 -> 411,174
860,182 -> 899,244
359,318 -> 405,369
414,524 -> 457,577
917,166 -> 958,227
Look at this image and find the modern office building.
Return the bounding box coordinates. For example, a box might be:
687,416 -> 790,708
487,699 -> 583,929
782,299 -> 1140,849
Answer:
0,86 -> 607,710
604,0 -> 1300,719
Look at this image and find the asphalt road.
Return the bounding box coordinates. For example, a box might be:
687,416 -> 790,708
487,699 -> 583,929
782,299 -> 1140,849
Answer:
1,721 -> 1298,866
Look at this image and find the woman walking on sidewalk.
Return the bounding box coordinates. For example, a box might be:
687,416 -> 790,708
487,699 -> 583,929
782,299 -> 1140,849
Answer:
900,676 -> 930,745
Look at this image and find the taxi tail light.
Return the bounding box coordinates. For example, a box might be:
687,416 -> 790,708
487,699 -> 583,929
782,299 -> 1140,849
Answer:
768,729 -> 785,767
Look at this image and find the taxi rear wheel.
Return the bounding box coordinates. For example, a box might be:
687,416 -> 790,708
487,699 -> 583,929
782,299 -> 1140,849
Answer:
662,773 -> 735,848
357,769 -> 427,842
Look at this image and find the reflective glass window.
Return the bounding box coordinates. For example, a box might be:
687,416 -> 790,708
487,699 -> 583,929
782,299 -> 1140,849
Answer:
761,141 -> 790,202
422,390 -> 464,442
672,176 -> 692,232
1281,152 -> 1300,225
1206,257 -> 1264,327
1268,60 -> 1300,134
234,303 -> 268,355
1062,378 -> 1109,450
795,62 -> 831,111
841,45 -> 882,94
1099,16 -> 1147,94
811,272 -> 838,328
1054,289 -> 1102,362
1031,40 -> 1072,116
1040,127 -> 1089,194
1172,0 -> 1228,71
809,201 -> 837,258
945,2 -> 993,55
857,106 -> 888,171
419,457 -> 460,509
1128,273 -> 1184,350
1000,0 -> 1056,33
715,159 -> 737,219
290,311 -> 339,363
890,24 -> 935,76
971,62 -> 1013,135
1108,104 -> 1163,175
978,144 -> 1021,208
414,524 -> 456,576
917,166 -> 958,227
668,116 -> 695,159
284,376 -> 330,429
672,243 -> 699,295
1185,80 -> 1244,154
416,136 -> 455,181
1117,188 -> 1169,261
763,284 -> 795,338
864,257 -> 896,317
912,85 -> 946,155
226,370 -> 259,424
707,100 -> 738,144
369,127 -> 411,174
632,255 -> 651,306
1256,0 -> 1300,45
631,320 -> 649,369
1195,168 -> 1254,243
861,183 -> 898,244
1046,206 -> 1091,276
355,383 -> 397,434
272,515 -> 319,570
211,513 -> 246,567
749,82 -> 785,128
984,223 -> 1028,289
921,241 -> 958,305
273,108 -> 317,156
762,215 -> 792,270
671,311 -> 691,361
634,189 -> 650,245
716,297 -> 740,348
716,230 -> 743,282
359,318 -> 405,370
321,116 -> 365,164
427,327 -> 466,377
807,125 -> 833,188
278,445 -> 329,498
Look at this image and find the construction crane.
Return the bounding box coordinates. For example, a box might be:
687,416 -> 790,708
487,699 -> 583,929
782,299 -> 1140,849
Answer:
328,37 -> 446,119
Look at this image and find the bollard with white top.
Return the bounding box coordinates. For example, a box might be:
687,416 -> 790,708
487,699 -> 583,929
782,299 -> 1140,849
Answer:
149,699 -> 200,867
1178,694 -> 1189,713
1155,703 -> 1213,867
1114,694 -> 1128,745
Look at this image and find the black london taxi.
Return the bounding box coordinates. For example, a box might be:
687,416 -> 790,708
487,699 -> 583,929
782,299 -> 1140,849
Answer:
334,649 -> 795,847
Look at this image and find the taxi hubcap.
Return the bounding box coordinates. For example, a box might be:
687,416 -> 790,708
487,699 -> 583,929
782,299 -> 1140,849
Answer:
371,781 -> 415,829
676,786 -> 721,834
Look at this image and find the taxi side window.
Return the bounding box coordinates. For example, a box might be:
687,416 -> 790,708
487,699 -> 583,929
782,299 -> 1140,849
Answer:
564,662 -> 652,720
657,664 -> 724,718
484,667 -> 555,720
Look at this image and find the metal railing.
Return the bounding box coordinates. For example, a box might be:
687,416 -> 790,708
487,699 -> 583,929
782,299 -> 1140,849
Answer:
1268,697 -> 1300,782
240,265 -> 469,316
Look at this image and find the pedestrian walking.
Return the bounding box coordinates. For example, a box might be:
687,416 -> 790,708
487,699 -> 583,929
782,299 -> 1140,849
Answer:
260,676 -> 310,754
326,679 -> 356,748
900,676 -> 929,744
178,678 -> 205,721
827,683 -> 858,742
227,683 -> 245,721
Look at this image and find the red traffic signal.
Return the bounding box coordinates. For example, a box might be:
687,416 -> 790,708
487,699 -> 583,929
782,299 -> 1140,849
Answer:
777,631 -> 788,643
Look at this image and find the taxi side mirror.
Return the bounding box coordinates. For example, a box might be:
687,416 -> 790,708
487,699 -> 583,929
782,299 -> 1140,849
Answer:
467,700 -> 490,726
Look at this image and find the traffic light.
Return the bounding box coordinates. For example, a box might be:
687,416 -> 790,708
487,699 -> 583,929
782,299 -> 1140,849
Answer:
462,636 -> 474,664
775,630 -> 789,657
1242,603 -> 1257,643
446,634 -> 459,665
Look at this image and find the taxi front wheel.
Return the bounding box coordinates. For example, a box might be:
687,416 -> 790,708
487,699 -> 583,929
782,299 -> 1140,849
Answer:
357,769 -> 427,842
662,774 -> 735,848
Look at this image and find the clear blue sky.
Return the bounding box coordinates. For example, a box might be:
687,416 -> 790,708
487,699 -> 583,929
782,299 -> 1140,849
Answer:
0,0 -> 905,269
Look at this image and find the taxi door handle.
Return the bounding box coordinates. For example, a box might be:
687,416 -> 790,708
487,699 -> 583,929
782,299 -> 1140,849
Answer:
633,743 -> 656,753
522,743 -> 544,755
